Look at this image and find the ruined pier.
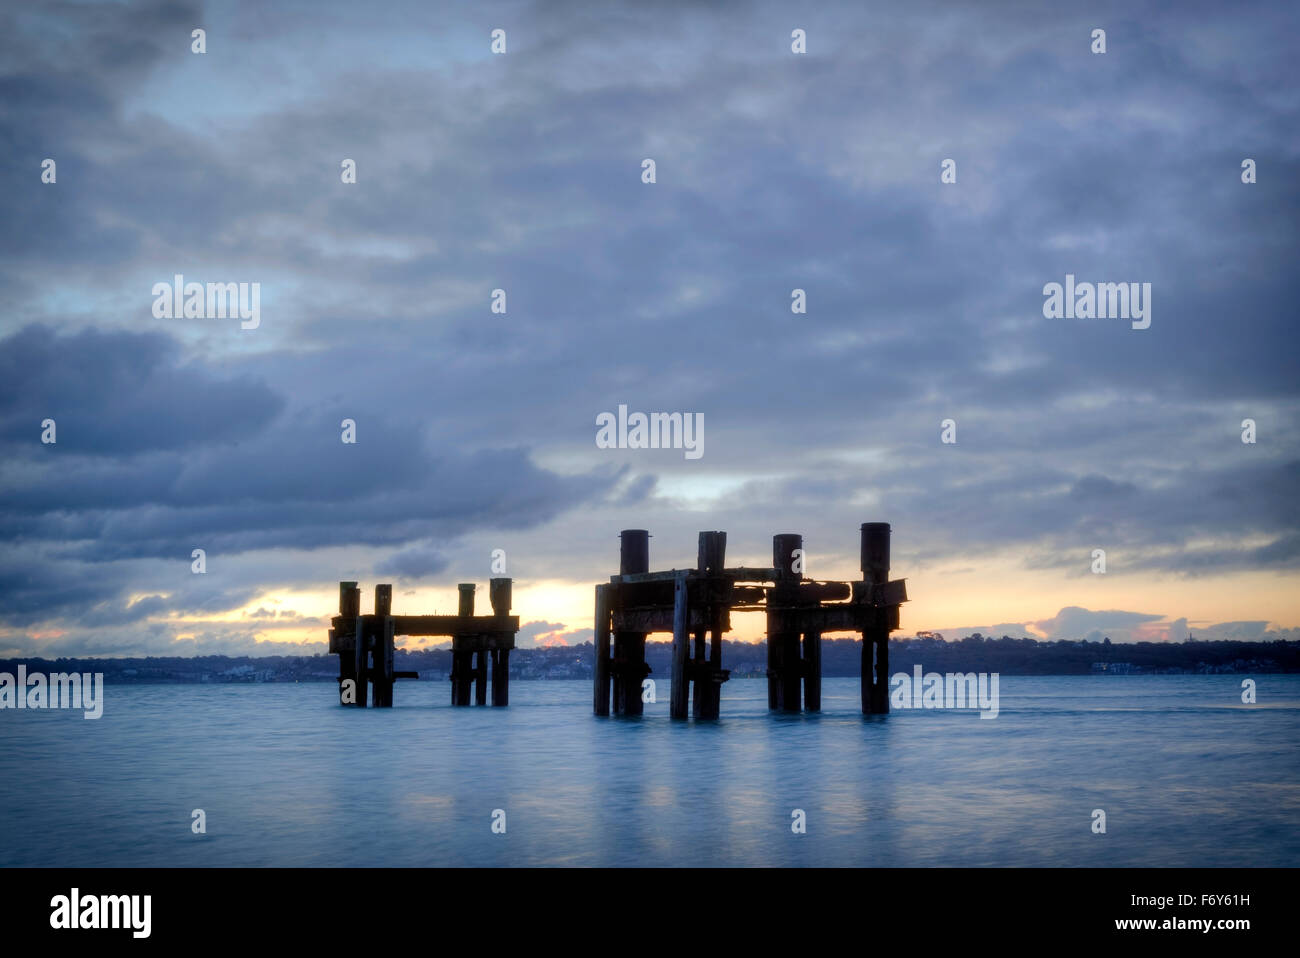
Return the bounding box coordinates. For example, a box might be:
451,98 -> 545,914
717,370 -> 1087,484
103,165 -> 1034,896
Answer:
593,522 -> 906,719
328,578 -> 519,707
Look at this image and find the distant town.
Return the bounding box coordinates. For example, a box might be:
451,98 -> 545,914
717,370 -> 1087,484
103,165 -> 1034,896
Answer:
3,634 -> 1295,684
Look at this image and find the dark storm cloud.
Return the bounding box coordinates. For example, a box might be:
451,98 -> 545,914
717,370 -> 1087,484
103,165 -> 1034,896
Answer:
0,0 -> 204,267
376,544 -> 451,580
0,323 -> 619,564
0,0 -> 1296,652
0,324 -> 282,452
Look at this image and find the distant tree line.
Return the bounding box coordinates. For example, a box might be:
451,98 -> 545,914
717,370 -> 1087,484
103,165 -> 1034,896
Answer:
632,635 -> 1297,677
1,635 -> 1294,683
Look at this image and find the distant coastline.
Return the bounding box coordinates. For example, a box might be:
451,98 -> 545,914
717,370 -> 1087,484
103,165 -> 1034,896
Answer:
3,635 -> 1295,684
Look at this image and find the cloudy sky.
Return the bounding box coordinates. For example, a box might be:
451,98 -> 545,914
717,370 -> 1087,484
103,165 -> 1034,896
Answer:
1,0 -> 1297,657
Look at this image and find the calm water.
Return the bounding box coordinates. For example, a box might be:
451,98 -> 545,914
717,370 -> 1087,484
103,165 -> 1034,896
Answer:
1,675 -> 1296,867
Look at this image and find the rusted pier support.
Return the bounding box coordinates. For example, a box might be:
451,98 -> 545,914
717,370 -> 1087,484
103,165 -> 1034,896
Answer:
859,522 -> 896,715
613,530 -> 651,716
490,577 -> 513,706
767,533 -> 805,712
691,531 -> 730,719
329,575 -> 518,708
333,581 -> 361,706
670,570 -> 690,718
328,580 -> 407,707
449,579 -> 516,707
595,529 -> 735,719
372,583 -> 394,707
352,585 -> 374,709
592,523 -> 905,720
451,584 -> 475,706
594,582 -> 612,715
803,621 -> 822,712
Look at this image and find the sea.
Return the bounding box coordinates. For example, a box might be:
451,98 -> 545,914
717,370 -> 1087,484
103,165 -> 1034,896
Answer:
1,675 -> 1296,867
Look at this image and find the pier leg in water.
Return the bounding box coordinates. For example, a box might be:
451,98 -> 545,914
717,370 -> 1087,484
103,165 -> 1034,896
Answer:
695,530 -> 727,719
373,584 -> 393,707
615,530 -> 650,716
803,629 -> 821,712
769,533 -> 803,712
670,571 -> 690,719
337,581 -> 360,706
452,583 -> 476,706
489,577 -> 513,706
475,649 -> 488,706
860,522 -> 891,715
353,613 -> 369,708
593,584 -> 611,715
491,649 -> 510,706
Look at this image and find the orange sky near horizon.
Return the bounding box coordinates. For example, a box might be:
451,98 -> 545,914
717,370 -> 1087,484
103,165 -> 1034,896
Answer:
158,558 -> 1300,652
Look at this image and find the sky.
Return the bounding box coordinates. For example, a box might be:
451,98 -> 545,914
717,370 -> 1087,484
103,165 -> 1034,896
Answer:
1,0 -> 1297,657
